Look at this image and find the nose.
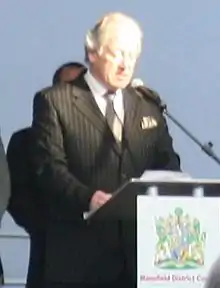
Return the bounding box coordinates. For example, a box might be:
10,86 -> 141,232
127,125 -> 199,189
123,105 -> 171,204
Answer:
118,65 -> 126,74
118,60 -> 134,73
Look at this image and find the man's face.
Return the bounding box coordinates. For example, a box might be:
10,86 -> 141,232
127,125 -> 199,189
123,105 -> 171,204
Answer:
89,34 -> 141,91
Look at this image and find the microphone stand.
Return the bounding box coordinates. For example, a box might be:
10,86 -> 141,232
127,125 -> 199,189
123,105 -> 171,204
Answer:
161,102 -> 220,166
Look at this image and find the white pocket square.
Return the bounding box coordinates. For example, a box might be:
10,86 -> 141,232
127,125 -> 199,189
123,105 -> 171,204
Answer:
141,116 -> 158,129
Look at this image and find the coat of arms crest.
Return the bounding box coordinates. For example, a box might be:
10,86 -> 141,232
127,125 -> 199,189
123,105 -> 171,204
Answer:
154,207 -> 206,269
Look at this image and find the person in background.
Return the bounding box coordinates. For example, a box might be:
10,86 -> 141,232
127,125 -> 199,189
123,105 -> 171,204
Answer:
7,61 -> 86,232
30,12 -> 180,288
6,61 -> 85,288
0,134 -> 10,285
52,61 -> 86,84
204,256 -> 220,288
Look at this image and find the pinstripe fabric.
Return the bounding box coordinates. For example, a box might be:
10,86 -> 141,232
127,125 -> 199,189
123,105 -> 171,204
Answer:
30,72 -> 180,284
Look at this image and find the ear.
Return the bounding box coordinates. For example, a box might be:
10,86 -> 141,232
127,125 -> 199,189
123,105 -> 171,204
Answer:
87,51 -> 98,63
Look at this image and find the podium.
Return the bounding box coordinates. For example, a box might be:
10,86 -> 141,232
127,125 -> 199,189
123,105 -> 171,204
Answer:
86,176 -> 220,288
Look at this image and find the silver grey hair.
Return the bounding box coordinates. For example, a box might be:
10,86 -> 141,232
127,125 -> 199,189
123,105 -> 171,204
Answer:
84,12 -> 143,63
84,21 -> 102,62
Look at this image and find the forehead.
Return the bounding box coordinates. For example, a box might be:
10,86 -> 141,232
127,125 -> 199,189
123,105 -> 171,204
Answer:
103,22 -> 141,52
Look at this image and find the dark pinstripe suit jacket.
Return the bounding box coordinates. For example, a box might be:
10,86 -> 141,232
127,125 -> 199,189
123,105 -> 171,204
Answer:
31,72 -> 180,284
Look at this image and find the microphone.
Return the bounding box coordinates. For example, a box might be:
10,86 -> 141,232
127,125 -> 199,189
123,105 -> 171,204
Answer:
131,78 -> 220,167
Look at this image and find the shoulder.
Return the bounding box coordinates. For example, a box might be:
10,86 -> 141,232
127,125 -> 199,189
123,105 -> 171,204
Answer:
33,83 -> 72,103
8,127 -> 31,145
127,86 -> 164,124
33,81 -> 85,107
7,128 -> 32,157
126,86 -> 168,130
127,86 -> 162,111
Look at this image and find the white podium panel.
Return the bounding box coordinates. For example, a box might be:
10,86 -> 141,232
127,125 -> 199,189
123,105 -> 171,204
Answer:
137,196 -> 220,288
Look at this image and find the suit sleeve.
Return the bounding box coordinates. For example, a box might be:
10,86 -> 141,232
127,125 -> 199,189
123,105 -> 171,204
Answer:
31,92 -> 93,217
7,132 -> 41,233
153,115 -> 181,171
0,135 -> 10,222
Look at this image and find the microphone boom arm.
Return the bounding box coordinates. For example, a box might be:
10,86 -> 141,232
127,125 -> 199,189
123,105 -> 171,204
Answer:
131,79 -> 220,166
162,103 -> 220,166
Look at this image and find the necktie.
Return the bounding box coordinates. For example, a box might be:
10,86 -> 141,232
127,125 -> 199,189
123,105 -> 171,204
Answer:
105,96 -> 123,143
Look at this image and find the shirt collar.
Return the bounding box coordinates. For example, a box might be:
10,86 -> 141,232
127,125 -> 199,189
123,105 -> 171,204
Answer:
84,69 -> 121,98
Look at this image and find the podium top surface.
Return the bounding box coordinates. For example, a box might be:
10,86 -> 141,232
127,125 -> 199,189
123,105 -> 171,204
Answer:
84,177 -> 220,221
131,177 -> 220,184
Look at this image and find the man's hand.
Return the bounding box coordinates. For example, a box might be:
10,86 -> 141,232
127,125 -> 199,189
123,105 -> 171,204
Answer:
89,190 -> 112,211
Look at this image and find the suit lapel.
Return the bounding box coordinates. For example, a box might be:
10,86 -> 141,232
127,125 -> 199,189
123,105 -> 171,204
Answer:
70,74 -> 122,156
123,87 -> 141,141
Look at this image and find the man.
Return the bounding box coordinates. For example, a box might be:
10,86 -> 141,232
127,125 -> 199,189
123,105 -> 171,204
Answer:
0,134 -> 10,285
31,12 -> 180,288
6,62 -> 85,288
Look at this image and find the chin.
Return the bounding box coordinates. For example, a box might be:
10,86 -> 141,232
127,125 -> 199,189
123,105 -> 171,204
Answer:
110,84 -> 126,90
119,82 -> 130,89
115,79 -> 130,89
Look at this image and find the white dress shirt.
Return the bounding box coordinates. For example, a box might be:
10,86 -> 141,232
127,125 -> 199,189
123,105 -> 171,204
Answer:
84,70 -> 124,123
